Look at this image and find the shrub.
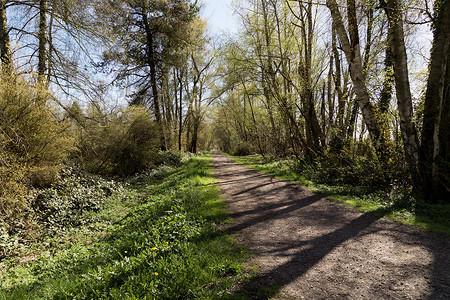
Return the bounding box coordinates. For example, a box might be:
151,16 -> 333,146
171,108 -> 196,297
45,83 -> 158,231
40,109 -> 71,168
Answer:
155,150 -> 183,167
298,141 -> 410,191
0,73 -> 73,216
233,141 -> 253,156
0,150 -> 28,215
73,105 -> 161,176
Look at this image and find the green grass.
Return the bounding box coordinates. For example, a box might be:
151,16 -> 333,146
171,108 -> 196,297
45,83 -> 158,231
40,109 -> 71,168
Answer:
228,154 -> 450,235
0,154 -> 249,299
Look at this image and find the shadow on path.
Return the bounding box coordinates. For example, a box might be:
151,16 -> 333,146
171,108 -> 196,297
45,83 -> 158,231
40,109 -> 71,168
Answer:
212,152 -> 450,300
230,212 -> 381,299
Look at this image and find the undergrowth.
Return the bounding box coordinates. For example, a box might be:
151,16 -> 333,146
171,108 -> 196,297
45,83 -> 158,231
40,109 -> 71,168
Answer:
230,154 -> 450,235
0,154 -> 248,299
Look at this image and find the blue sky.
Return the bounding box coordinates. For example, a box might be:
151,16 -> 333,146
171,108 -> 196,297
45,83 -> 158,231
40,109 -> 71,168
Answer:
199,0 -> 239,36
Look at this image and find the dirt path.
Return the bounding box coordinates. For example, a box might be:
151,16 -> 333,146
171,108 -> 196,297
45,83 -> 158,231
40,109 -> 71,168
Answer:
212,152 -> 450,299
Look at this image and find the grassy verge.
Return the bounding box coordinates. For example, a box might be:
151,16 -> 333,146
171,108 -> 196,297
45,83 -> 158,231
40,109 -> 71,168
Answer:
0,154 -> 249,299
228,154 -> 450,235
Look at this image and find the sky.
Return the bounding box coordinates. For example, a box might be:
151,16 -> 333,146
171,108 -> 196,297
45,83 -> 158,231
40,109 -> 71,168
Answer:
199,0 -> 239,36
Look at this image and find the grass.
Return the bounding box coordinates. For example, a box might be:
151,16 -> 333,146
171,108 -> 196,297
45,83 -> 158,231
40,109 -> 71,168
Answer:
228,154 -> 450,235
0,154 -> 250,299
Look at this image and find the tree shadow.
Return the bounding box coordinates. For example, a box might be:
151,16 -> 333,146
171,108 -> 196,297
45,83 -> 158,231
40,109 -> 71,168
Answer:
212,152 -> 450,300
227,212 -> 382,299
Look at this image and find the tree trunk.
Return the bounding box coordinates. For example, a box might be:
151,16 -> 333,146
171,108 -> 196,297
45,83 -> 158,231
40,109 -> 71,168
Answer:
189,113 -> 199,153
142,9 -> 166,150
0,0 -> 11,74
383,0 -> 420,184
177,69 -> 183,151
362,2 -> 374,79
420,0 -> 450,202
286,0 -> 324,156
379,38 -> 394,114
38,0 -> 48,87
332,23 -> 344,130
326,0 -> 385,153
327,49 -> 334,131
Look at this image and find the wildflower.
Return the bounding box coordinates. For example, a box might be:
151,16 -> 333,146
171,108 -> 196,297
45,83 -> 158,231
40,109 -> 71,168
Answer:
154,272 -> 158,276
151,247 -> 157,251
165,242 -> 169,245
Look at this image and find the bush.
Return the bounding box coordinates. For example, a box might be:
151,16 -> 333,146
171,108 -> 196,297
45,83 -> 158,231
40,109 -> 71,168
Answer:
0,73 -> 73,216
155,150 -> 183,167
0,150 -> 28,215
73,105 -> 161,176
298,141 -> 410,191
233,142 -> 253,156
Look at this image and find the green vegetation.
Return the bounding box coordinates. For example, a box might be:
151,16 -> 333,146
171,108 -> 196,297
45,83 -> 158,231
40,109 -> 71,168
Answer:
71,105 -> 162,176
229,154 -> 450,235
0,154 -> 249,299
1,0 -> 449,297
0,74 -> 73,219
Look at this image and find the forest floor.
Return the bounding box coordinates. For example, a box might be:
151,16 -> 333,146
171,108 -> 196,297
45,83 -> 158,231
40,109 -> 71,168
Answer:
212,152 -> 450,299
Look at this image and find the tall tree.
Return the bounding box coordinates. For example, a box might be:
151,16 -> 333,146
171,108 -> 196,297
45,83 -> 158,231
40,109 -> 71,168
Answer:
288,0 -> 325,156
381,0 -> 420,184
38,0 -> 48,88
101,0 -> 199,148
420,0 -> 450,202
326,0 -> 385,153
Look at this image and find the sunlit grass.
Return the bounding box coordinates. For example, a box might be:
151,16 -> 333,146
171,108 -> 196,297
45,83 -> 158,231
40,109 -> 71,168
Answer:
0,153 -> 249,299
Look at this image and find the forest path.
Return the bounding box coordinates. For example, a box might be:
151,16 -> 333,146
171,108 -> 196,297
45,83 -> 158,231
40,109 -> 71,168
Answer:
211,152 -> 450,299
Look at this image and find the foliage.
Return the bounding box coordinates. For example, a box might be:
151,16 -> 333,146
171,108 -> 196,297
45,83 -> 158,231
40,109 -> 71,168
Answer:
33,165 -> 123,234
0,154 -> 248,299
0,75 -> 72,166
0,151 -> 29,216
154,150 -> 183,167
303,142 -> 410,190
0,73 -> 73,218
98,0 -> 199,104
73,105 -> 161,176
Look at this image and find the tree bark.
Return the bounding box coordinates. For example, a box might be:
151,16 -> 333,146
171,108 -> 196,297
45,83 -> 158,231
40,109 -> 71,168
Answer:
420,0 -> 450,202
177,68 -> 184,151
379,39 -> 394,114
0,0 -> 11,74
327,48 -> 334,131
38,0 -> 48,87
142,8 -> 166,149
383,0 -> 420,184
326,0 -> 385,152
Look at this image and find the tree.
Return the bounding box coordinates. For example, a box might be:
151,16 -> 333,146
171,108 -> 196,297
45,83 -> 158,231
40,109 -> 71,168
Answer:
0,0 -> 11,74
326,0 -> 386,154
100,0 -> 199,149
381,0 -> 420,184
186,43 -> 214,153
38,0 -> 48,88
420,0 -> 450,202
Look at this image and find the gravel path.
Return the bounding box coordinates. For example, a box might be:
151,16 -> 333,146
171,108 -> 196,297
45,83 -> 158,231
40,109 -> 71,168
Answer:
212,152 -> 450,299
